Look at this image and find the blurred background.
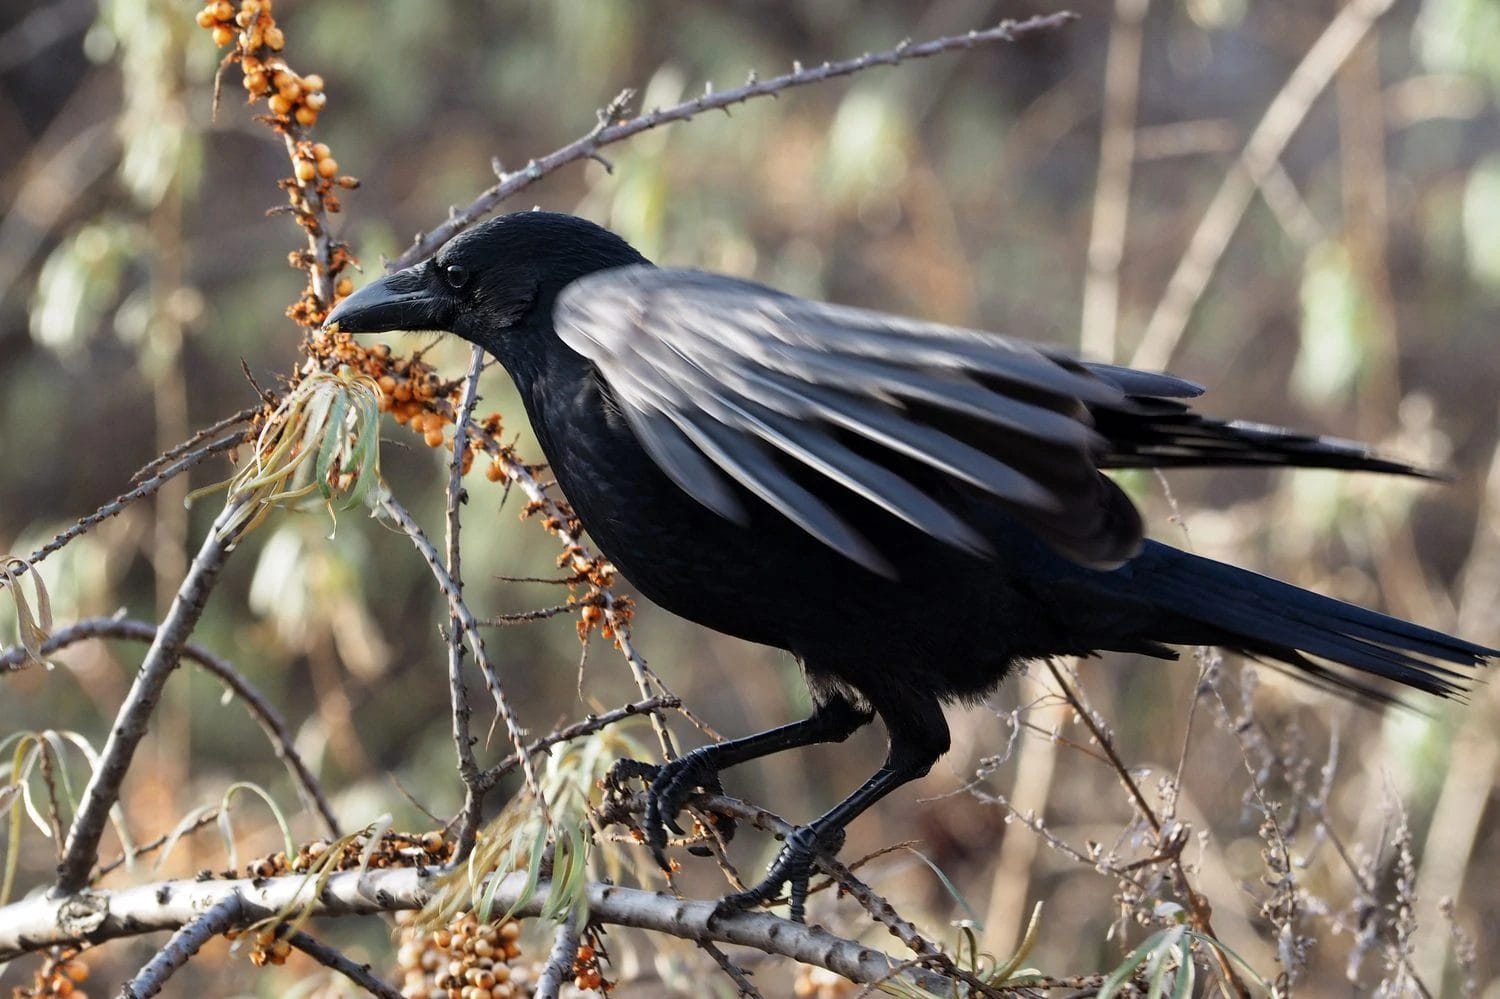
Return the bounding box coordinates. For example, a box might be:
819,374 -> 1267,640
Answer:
1,0 -> 1498,994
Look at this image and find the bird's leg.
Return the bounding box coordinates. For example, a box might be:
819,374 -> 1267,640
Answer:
713,696 -> 948,923
607,696 -> 872,870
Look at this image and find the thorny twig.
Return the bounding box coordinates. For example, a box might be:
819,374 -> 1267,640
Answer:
377,493 -> 550,853
1042,659 -> 1251,998
390,13 -> 1078,271
443,345 -> 489,861
16,434 -> 243,581
0,615 -> 339,838
287,929 -> 404,999
474,694 -> 680,794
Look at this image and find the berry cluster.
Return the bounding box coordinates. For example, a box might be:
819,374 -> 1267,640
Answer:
227,829 -> 454,882
394,911 -> 540,999
195,0 -> 359,329
11,951 -> 90,999
793,964 -> 857,998
570,939 -> 607,993
303,332 -> 517,470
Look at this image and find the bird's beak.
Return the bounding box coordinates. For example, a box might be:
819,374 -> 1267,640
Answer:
323,266 -> 451,335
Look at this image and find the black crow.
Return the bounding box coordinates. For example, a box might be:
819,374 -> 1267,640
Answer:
325,211 -> 1493,921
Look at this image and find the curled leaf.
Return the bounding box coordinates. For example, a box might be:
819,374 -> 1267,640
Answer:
189,367 -> 387,545
1,556 -> 54,670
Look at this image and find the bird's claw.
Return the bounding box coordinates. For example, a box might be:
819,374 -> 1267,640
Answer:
605,751 -> 738,870
712,825 -> 844,924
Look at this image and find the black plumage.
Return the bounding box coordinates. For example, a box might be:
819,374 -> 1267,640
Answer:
325,211 -> 1493,920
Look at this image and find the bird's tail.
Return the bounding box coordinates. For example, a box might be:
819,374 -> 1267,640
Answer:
1124,542 -> 1493,703
1091,403 -> 1436,478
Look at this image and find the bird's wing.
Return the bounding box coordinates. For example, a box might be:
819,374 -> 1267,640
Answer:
555,265 -> 1146,575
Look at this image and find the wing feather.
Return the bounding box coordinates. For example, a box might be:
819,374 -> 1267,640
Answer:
556,265 -> 1139,570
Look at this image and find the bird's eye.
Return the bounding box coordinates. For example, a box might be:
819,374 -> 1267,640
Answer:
444,264 -> 469,290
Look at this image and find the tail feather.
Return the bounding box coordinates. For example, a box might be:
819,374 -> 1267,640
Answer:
1127,543 -> 1492,702
1091,400 -> 1437,478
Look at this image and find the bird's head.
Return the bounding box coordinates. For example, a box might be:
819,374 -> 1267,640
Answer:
324,211 -> 648,362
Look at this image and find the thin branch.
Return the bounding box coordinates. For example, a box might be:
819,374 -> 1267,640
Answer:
700,939 -> 767,998
1042,660 -> 1250,998
443,345 -> 489,859
129,407 -> 257,484
534,907 -> 581,999
475,694 -> 680,794
54,501 -> 245,895
18,435 -> 241,580
1130,0 -> 1400,371
118,893 -> 242,999
377,493 -> 549,841
94,809 -> 220,881
389,13 -> 1078,271
287,929 -> 404,999
1,616 -> 339,839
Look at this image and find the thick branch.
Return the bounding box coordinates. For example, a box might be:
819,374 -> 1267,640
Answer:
533,908 -> 581,999
390,13 -> 1077,270
53,502 -> 242,895
0,868 -> 952,992
118,894 -> 243,999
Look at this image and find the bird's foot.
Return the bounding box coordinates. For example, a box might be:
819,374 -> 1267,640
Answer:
712,825 -> 845,924
604,750 -> 738,868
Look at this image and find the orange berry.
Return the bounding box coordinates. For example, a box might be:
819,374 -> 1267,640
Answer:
294,159 -> 316,182
196,9 -> 217,28
302,74 -> 324,91
64,962 -> 90,983
312,142 -> 331,159
240,0 -> 261,13
304,90 -> 326,110
377,375 -> 396,393
234,9 -> 254,27
243,70 -> 267,92
268,93 -> 293,115
264,25 -> 284,49
486,461 -> 504,482
214,0 -> 234,17
336,277 -> 353,296
294,107 -> 317,126
425,428 -> 444,448
211,24 -> 234,45
317,157 -> 338,178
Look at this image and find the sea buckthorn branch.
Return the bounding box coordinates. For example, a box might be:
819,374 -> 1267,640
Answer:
195,0 -> 357,326
375,491 -> 551,857
389,12 -> 1079,271
0,616 -> 338,839
285,929 -> 404,999
0,866 -> 961,993
118,894 -> 244,999
53,500 -> 247,895
13,432 -> 244,585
